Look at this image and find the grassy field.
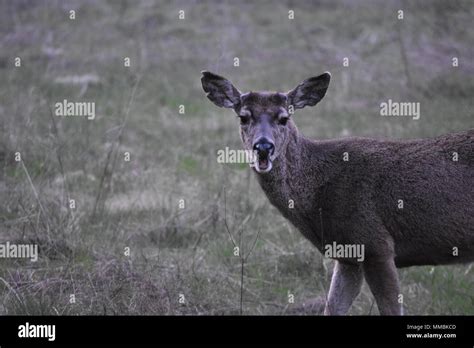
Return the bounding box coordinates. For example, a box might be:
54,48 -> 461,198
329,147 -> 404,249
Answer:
0,0 -> 473,315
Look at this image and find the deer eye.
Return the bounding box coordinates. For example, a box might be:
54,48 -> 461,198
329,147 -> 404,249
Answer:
239,115 -> 250,125
277,108 -> 289,125
238,108 -> 252,126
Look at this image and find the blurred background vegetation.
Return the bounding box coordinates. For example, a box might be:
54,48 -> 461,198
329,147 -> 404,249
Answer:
0,0 -> 473,315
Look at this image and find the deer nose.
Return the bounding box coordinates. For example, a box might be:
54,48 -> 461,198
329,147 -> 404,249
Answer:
253,139 -> 274,156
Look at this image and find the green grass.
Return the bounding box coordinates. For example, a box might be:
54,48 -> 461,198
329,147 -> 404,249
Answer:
0,0 -> 473,315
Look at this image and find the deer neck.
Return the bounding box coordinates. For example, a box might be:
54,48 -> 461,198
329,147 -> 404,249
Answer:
255,127 -> 329,210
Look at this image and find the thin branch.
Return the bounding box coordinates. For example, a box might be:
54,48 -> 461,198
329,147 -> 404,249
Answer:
223,187 -> 237,248
396,10 -> 412,90
240,258 -> 244,315
20,160 -> 50,236
222,186 -> 262,316
91,75 -> 141,219
244,227 -> 261,262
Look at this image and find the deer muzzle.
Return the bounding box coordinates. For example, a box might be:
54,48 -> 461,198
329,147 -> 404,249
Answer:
252,138 -> 275,173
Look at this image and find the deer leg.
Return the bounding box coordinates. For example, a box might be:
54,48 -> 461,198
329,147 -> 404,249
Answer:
324,261 -> 363,315
363,257 -> 402,315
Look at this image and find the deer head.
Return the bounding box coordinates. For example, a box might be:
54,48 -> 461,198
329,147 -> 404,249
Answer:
201,71 -> 330,173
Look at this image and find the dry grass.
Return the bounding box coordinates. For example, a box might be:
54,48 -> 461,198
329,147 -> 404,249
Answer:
0,0 -> 473,315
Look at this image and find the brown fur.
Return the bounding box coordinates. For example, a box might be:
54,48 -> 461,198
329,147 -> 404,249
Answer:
201,71 -> 474,315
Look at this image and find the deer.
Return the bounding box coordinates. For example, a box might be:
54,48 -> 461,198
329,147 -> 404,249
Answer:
201,70 -> 474,315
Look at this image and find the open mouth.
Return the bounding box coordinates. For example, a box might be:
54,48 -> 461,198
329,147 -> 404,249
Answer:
251,139 -> 275,173
254,154 -> 272,173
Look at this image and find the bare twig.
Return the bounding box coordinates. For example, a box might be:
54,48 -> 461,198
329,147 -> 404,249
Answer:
91,75 -> 141,220
245,228 -> 261,263
20,160 -> 50,238
396,6 -> 412,90
223,187 -> 238,249
222,186 -> 261,315
48,104 -> 69,207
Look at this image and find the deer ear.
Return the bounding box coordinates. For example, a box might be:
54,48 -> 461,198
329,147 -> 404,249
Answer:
201,71 -> 241,109
287,72 -> 331,109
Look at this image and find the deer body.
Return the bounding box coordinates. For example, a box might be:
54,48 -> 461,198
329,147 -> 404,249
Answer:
257,128 -> 474,266
201,71 -> 474,315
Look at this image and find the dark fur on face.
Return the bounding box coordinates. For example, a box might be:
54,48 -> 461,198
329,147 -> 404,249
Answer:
201,71 -> 330,173
237,92 -> 291,172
